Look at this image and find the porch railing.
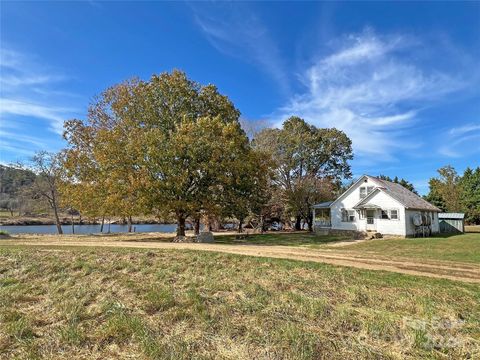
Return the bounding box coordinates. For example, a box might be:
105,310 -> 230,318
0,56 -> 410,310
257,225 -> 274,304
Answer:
314,219 -> 331,227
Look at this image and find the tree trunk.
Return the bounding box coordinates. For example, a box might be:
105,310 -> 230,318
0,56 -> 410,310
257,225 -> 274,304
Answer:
71,214 -> 75,234
127,216 -> 133,233
108,219 -> 111,234
53,206 -> 63,234
238,219 -> 243,233
100,216 -> 105,233
177,214 -> 186,237
307,214 -> 313,232
295,215 -> 302,231
194,217 -> 200,235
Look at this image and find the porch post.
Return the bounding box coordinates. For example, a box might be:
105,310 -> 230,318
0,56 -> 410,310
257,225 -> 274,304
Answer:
312,207 -> 316,232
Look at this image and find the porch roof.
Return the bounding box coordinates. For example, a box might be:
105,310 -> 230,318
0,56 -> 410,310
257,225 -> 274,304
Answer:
312,201 -> 333,209
353,203 -> 382,210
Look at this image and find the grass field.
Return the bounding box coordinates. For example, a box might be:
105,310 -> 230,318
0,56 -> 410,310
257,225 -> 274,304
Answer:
466,225 -> 480,233
215,232 -> 346,246
1,242 -> 479,359
216,232 -> 480,263
337,233 -> 480,263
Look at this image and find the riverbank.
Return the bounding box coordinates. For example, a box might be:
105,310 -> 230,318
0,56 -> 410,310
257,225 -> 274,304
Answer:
0,215 -> 173,226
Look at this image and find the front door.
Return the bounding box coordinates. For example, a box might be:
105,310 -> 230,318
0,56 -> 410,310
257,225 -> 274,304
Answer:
366,210 -> 376,231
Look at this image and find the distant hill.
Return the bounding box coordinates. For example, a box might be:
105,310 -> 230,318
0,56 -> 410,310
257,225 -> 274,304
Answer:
0,165 -> 36,196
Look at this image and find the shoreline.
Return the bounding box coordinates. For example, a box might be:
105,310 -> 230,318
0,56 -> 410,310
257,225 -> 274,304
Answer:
0,217 -> 174,226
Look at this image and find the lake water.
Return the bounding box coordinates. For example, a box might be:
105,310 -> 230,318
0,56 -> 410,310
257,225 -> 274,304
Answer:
0,223 -> 177,234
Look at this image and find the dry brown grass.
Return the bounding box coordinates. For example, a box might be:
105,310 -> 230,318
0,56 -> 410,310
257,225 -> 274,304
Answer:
466,225 -> 480,233
0,246 -> 479,359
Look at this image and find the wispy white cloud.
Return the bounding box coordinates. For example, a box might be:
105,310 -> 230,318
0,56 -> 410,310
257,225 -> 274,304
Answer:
191,3 -> 289,95
440,123 -> 480,157
271,30 -> 469,161
0,99 -> 74,134
0,46 -> 79,135
0,129 -> 47,148
448,123 -> 480,136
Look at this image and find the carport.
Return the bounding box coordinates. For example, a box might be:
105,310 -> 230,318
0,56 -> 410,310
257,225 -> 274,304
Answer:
439,213 -> 465,233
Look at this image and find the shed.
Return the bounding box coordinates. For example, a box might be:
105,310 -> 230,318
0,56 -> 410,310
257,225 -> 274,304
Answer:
438,213 -> 465,233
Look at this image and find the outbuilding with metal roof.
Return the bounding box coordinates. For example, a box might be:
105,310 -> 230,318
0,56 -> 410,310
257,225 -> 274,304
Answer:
438,213 -> 465,233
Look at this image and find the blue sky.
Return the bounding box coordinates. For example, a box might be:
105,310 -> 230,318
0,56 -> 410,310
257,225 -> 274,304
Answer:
1,1 -> 479,194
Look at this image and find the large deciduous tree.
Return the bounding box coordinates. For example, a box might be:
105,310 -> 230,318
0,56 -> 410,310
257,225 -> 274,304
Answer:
254,116 -> 352,231
63,79 -> 147,232
63,70 -> 254,237
425,165 -> 480,224
425,165 -> 463,212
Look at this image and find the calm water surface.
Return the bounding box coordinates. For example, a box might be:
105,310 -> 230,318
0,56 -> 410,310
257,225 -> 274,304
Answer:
0,223 -> 177,234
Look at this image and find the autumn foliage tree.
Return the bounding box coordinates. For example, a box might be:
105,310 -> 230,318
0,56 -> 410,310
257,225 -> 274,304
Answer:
62,71 -> 265,236
426,165 -> 480,224
254,117 -> 353,230
62,79 -> 148,232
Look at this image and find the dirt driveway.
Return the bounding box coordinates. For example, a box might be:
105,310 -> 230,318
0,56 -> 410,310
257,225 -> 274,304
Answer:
2,236 -> 479,284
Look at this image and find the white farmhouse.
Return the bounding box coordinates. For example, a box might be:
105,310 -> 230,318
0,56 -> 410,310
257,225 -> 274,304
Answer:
313,175 -> 440,237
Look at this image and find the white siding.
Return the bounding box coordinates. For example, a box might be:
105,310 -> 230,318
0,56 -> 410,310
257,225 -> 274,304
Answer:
405,209 -> 440,236
331,177 -> 379,231
362,191 -> 406,236
331,177 -> 406,235
329,175 -> 440,237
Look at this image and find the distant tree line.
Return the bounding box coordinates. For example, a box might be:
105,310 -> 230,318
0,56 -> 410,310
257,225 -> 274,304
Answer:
425,165 -> 480,224
0,164 -> 51,217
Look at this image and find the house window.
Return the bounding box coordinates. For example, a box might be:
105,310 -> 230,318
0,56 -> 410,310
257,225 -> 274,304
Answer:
359,186 -> 375,199
359,187 -> 367,199
348,210 -> 355,222
381,210 -> 390,219
341,209 -> 355,222
390,209 -> 399,220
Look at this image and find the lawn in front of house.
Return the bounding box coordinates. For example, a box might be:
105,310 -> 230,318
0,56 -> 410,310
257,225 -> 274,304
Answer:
0,246 -> 478,359
214,232 -> 480,263
214,231 -> 347,246
336,233 -> 480,263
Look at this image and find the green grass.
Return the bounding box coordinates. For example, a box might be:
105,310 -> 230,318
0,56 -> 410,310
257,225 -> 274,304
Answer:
337,233 -> 480,263
215,231 -> 347,246
0,246 -> 479,359
215,232 -> 480,263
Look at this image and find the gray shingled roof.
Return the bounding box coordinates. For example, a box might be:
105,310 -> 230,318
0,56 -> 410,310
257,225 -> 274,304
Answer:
370,177 -> 441,212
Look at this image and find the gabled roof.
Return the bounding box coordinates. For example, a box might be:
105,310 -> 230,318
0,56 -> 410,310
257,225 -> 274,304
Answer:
352,188 -> 385,209
318,175 -> 441,212
329,175 -> 370,208
371,177 -> 441,212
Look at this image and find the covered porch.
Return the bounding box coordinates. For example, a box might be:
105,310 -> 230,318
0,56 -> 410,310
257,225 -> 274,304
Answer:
353,203 -> 383,231
312,201 -> 333,228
